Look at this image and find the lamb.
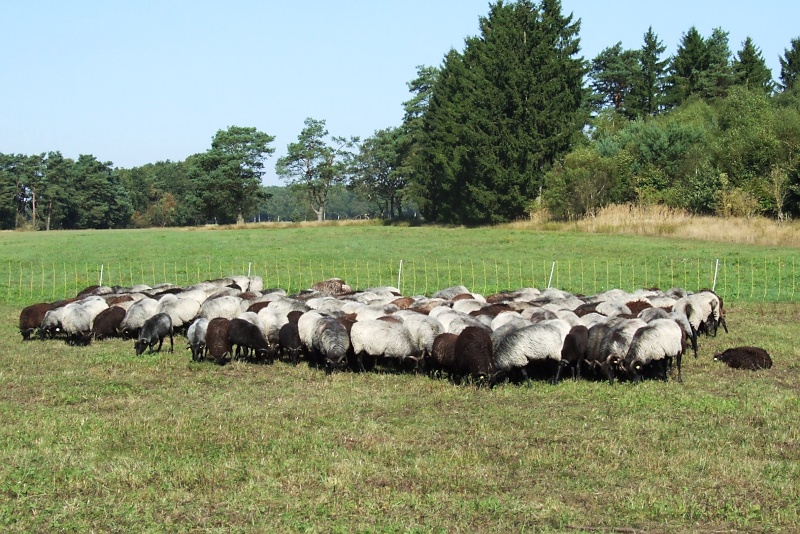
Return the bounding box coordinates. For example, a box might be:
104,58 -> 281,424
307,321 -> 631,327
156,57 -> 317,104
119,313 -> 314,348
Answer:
204,317 -> 231,365
91,306 -> 127,340
19,302 -> 54,340
713,346 -> 772,370
227,318 -> 272,363
134,312 -> 174,355
349,319 -> 421,373
452,326 -> 496,386
186,318 -> 209,362
624,318 -> 686,382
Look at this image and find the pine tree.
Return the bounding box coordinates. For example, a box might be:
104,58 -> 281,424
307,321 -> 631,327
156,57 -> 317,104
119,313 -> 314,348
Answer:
732,37 -> 774,93
633,27 -> 668,117
778,37 -> 800,94
414,0 -> 586,224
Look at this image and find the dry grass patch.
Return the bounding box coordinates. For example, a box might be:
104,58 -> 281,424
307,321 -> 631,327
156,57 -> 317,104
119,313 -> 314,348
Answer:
510,204 -> 800,247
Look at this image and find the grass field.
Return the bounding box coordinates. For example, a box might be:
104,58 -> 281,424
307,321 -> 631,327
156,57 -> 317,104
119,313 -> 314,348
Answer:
1,224 -> 799,532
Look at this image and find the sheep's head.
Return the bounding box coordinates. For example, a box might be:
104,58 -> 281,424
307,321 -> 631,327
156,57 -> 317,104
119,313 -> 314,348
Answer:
134,339 -> 148,356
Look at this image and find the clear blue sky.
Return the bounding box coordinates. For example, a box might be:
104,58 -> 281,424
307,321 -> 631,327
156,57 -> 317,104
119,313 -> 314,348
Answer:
2,1 -> 798,186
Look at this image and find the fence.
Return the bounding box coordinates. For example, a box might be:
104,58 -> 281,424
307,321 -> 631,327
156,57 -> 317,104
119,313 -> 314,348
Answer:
2,256 -> 797,306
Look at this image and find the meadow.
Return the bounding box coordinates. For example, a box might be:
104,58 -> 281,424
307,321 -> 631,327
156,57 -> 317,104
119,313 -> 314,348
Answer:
1,222 -> 798,532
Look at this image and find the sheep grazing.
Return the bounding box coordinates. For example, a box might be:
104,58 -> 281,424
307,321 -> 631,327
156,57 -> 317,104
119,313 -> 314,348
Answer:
452,326 -> 495,386
493,321 -> 570,386
204,317 -> 231,365
119,297 -> 160,339
19,302 -> 54,340
311,278 -> 352,296
279,321 -> 303,365
186,318 -> 209,362
91,306 -> 127,340
713,347 -> 772,371
624,318 -> 686,383
227,318 -> 273,363
349,319 -> 421,373
427,333 -> 458,378
560,325 -> 589,379
134,312 -> 174,355
311,316 -> 351,373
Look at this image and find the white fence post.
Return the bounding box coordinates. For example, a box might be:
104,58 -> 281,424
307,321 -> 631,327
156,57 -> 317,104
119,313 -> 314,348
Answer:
397,260 -> 403,293
712,258 -> 720,292
99,264 -> 104,287
548,261 -> 556,289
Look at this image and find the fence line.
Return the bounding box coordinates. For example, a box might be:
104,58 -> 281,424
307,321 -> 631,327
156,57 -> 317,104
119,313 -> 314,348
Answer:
1,257 -> 798,306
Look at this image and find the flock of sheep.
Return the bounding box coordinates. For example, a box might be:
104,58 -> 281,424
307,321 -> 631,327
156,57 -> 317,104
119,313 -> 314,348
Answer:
18,274 -> 772,386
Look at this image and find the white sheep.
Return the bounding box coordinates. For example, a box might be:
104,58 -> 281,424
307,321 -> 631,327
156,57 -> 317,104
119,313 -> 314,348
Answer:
624,318 -> 686,382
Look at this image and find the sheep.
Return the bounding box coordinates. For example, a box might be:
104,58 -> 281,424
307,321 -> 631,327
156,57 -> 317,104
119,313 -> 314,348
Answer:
258,307 -> 290,351
597,318 -> 647,374
227,318 -> 272,363
560,325 -> 589,379
186,318 -> 209,362
624,318 -> 686,382
584,323 -> 617,384
311,316 -> 351,373
311,278 -> 352,296
392,310 -> 444,359
59,297 -> 108,345
452,326 -> 496,386
19,302 -> 54,340
694,290 -> 727,336
158,297 -> 202,333
134,312 -> 174,355
713,347 -> 772,370
198,295 -> 246,320
204,317 -> 231,365
349,319 -> 421,373
278,321 -> 303,365
39,306 -> 67,339
672,294 -> 711,350
493,320 -> 570,386
297,311 -> 325,357
427,332 -> 458,378
91,306 -> 127,340
119,297 -> 160,339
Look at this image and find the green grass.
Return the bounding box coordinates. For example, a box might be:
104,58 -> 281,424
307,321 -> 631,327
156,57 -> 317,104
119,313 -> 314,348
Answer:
1,226 -> 799,531
1,224 -> 799,304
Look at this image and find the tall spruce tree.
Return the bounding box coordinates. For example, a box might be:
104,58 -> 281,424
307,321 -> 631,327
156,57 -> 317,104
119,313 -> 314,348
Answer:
778,37 -> 800,94
589,42 -> 641,117
732,37 -> 774,93
633,27 -> 668,117
414,0 -> 585,224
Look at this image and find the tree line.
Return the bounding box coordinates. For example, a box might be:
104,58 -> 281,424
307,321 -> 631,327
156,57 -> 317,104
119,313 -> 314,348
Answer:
3,0 -> 799,230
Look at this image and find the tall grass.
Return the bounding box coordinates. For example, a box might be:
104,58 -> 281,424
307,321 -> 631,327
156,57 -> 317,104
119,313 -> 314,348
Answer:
511,203 -> 800,247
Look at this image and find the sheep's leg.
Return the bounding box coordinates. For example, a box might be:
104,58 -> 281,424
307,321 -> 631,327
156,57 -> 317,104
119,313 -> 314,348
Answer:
156,337 -> 164,353
521,367 -> 531,388
168,333 -> 174,353
676,353 -> 683,383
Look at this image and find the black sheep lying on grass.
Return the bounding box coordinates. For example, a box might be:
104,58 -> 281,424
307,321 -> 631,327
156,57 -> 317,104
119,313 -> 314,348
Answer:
713,346 -> 772,370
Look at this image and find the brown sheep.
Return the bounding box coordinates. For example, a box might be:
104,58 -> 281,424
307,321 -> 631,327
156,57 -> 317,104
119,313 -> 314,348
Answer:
19,302 -> 54,340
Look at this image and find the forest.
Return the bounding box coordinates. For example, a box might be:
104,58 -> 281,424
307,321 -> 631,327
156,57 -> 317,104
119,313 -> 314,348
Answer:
2,0 -> 799,230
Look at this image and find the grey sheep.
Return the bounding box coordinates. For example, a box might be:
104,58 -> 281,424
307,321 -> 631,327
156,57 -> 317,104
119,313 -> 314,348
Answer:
134,312 -> 174,355
492,320 -> 570,386
311,316 -> 351,373
624,318 -> 685,382
119,297 -> 160,339
350,319 -> 421,372
186,318 -> 209,362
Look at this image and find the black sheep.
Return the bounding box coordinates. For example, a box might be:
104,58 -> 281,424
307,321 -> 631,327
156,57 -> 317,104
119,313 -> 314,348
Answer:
427,333 -> 458,378
205,318 -> 231,365
279,322 -> 303,365
560,325 -> 589,380
713,346 -> 772,370
227,318 -> 272,363
91,306 -> 126,340
453,326 -> 496,387
19,302 -> 54,340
